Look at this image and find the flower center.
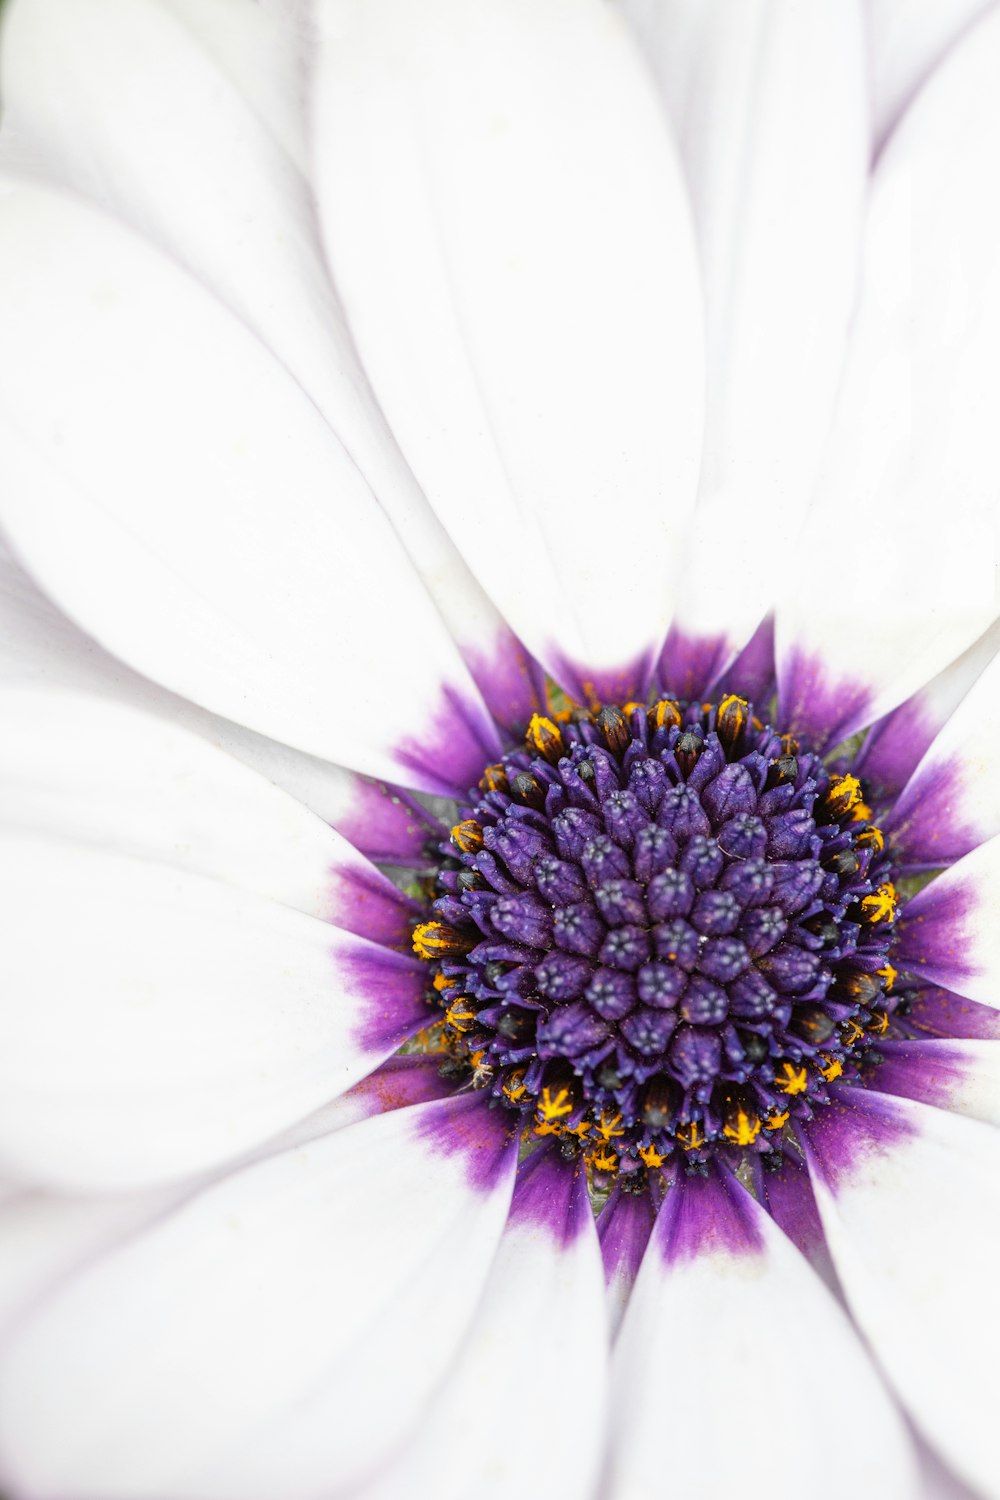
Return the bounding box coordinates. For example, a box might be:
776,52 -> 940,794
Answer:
413,696 -> 899,1187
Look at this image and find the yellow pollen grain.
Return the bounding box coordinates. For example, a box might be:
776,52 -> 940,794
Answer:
828,774 -> 862,811
818,1055 -> 843,1083
639,1143 -> 667,1168
589,1146 -> 619,1172
537,1086 -> 574,1124
722,1107 -> 761,1146
764,1109 -> 790,1132
676,1121 -> 705,1151
877,962 -> 898,991
526,712 -> 564,762
774,1062 -> 809,1096
861,883 -> 897,923
432,972 -> 456,992
851,800 -> 873,822
450,819 -> 483,853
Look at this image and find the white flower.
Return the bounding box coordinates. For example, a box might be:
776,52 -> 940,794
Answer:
1,2 -> 1000,1498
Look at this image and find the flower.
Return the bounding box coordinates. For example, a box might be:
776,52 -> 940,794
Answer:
1,1 -> 1000,1498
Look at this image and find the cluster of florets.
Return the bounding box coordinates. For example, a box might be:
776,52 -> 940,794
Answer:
413,695 -> 900,1183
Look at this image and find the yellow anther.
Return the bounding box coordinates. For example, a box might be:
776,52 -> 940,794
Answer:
596,1110 -> 625,1142
567,1118 -> 593,1140
774,1062 -> 809,1096
877,962 -> 897,992
639,1143 -> 667,1168
525,712 -> 564,763
817,1055 -> 843,1083
840,1018 -> 865,1046
868,1009 -> 889,1037
850,800 -> 873,823
826,774 -> 863,817
717,694 -> 749,745
622,700 -> 646,717
764,1108 -> 790,1133
502,1070 -> 527,1104
854,822 -> 885,850
450,819 -> 483,854
676,1121 -> 705,1152
537,1086 -> 574,1124
648,699 -> 682,731
861,883 -> 897,923
479,762 -> 508,795
432,972 -> 457,992
413,921 -> 468,960
444,998 -> 476,1033
779,734 -> 800,756
534,1120 -> 565,1138
722,1106 -> 761,1146
589,1145 -> 619,1172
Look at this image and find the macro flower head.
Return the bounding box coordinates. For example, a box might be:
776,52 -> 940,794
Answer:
1,1 -> 1000,1497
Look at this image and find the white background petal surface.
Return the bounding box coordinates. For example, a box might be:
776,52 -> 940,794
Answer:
313,0 -> 704,688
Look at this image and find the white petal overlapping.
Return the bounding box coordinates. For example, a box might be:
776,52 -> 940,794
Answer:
0,177 -> 500,794
619,0 -> 868,670
0,1097 -> 518,1500
312,0 -> 704,694
806,1093 -> 1000,1498
608,1172 -> 918,1500
776,6 -> 1000,746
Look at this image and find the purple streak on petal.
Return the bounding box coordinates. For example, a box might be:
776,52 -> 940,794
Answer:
328,861 -> 423,949
777,648 -> 873,751
762,1152 -> 831,1272
506,1142 -> 591,1247
906,985 -> 1000,1040
852,693 -> 940,799
550,649 -> 655,710
462,627 -> 543,738
395,682 -> 503,798
658,627 -> 731,701
656,1167 -> 764,1266
800,1085 -> 913,1196
885,755 -> 977,868
415,1091 -> 519,1193
871,1040 -> 973,1112
344,1054 -> 457,1118
333,777 -> 445,868
598,1183 -> 655,1289
711,614 -> 776,704
894,875 -> 979,990
341,935 -> 430,1055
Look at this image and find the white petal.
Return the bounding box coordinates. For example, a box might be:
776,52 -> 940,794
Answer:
894,836 -> 1000,1006
608,1169 -> 917,1500
365,1147 -> 607,1500
0,1096 -> 517,1500
887,634 -> 1000,865
806,1089 -> 1000,1498
312,0 -> 704,689
866,0 -> 996,153
857,617 -> 1000,800
777,9 -> 1000,747
0,178 -> 500,792
0,534 -> 438,856
0,832 -> 428,1189
0,0 -> 541,731
0,685 -> 417,945
620,0 -> 868,657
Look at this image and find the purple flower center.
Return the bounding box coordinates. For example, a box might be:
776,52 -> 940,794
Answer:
414,697 -> 899,1185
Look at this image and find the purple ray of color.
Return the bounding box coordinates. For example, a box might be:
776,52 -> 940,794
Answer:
854,691 -> 941,799
656,1166 -> 764,1266
658,627 -> 733,701
395,681 -> 503,798
549,648 -> 655,710
332,775 -> 445,868
894,874 -> 979,992
415,1091 -> 519,1193
328,859 -> 423,949
762,1151 -> 831,1270
344,1054 -> 457,1119
886,754 -> 978,868
462,625 -> 543,738
598,1183 -> 655,1289
906,985 -> 1000,1040
777,647 -> 872,751
801,1084 -> 913,1196
507,1143 -> 592,1247
341,934 -> 431,1055
712,614 -> 776,705
870,1039 -> 978,1113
